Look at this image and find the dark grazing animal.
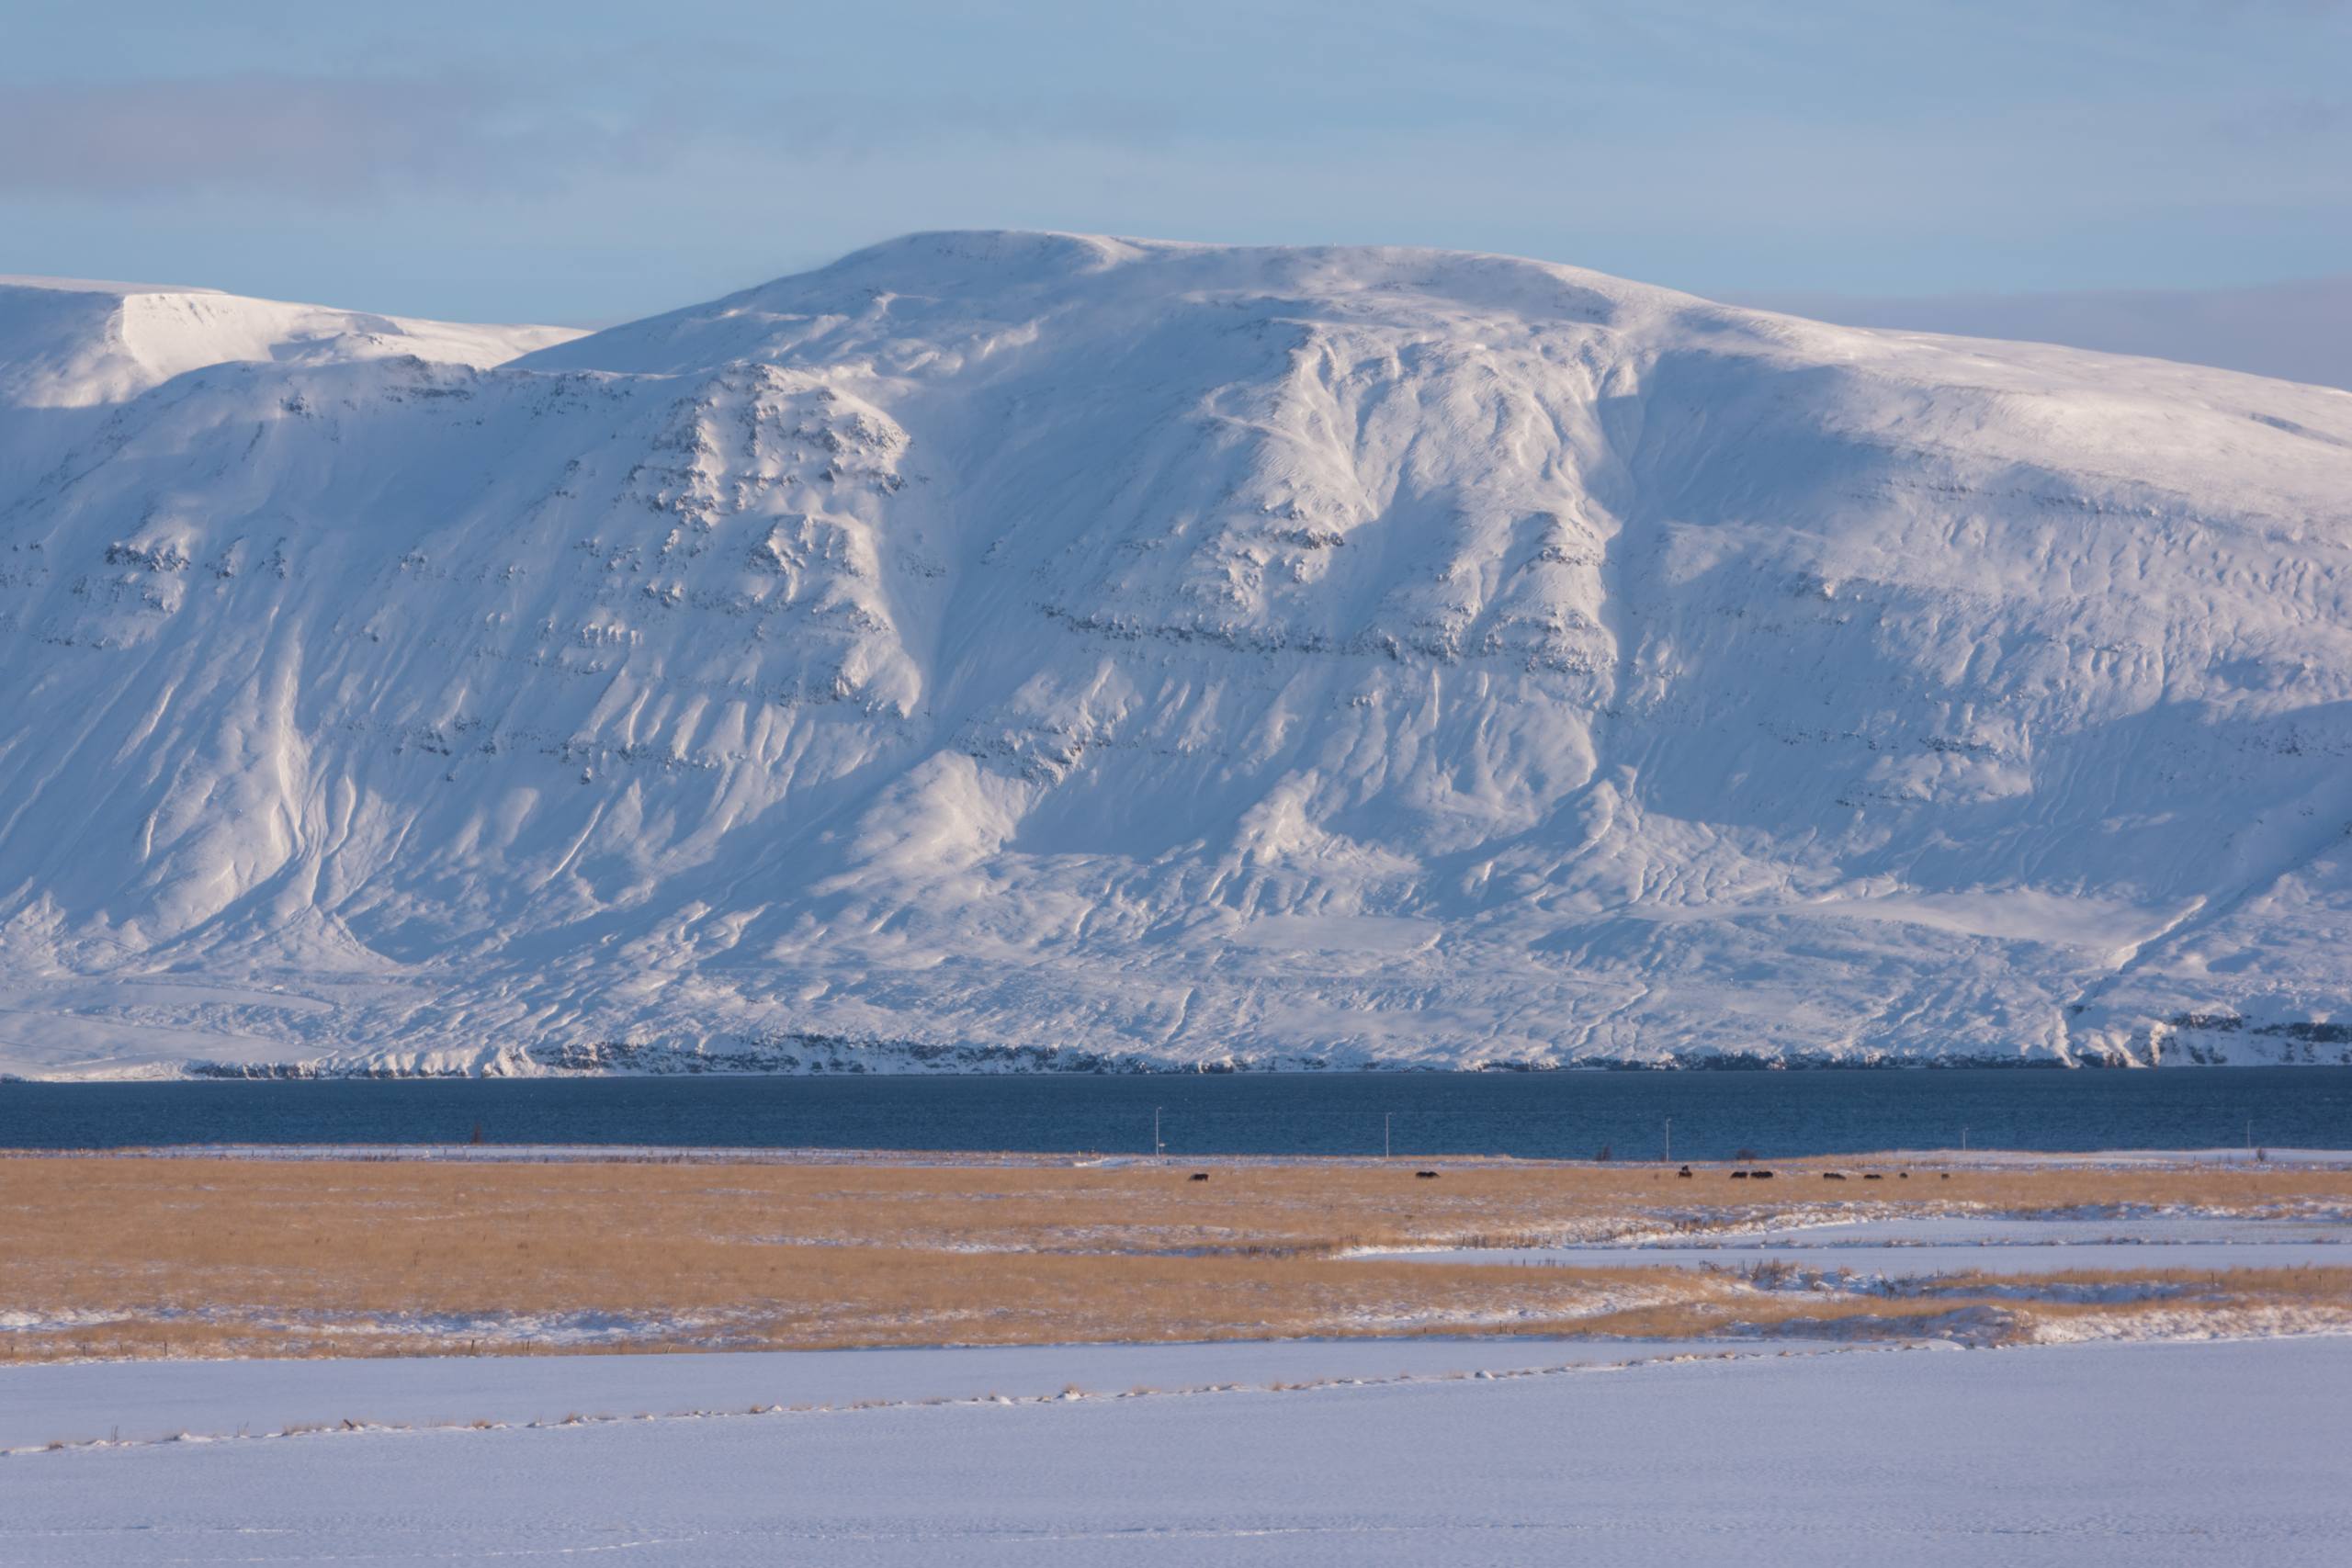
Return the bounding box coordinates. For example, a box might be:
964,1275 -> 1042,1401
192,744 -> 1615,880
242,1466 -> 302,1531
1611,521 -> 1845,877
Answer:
1729,1170 -> 1750,1179
1414,1169 -> 1440,1179
1823,1172 -> 1847,1180
1189,1172 -> 1210,1182
1676,1166 -> 1693,1179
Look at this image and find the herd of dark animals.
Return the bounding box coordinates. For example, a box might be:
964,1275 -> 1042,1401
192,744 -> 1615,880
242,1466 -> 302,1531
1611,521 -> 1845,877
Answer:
1677,1166 -> 1939,1180
1182,1171 -> 1438,1180
1181,1167 -> 1945,1182
1179,1168 -> 1947,1182
1180,1170 -> 1441,1180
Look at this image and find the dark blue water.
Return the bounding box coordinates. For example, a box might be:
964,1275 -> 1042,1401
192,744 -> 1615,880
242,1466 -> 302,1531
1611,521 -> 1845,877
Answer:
2,1069 -> 2347,1159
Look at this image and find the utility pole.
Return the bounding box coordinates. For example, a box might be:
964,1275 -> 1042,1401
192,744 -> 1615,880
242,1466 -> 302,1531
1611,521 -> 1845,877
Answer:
1385,1112 -> 1392,1161
1962,1125 -> 1969,1154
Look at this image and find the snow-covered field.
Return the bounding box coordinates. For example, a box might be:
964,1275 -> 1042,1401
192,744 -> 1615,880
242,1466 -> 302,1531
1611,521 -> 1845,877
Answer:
8,1156 -> 2344,1561
6,1338 -> 2348,1565
1374,1212 -> 2352,1274
7,233 -> 2352,1077
0,1337 -> 1778,1452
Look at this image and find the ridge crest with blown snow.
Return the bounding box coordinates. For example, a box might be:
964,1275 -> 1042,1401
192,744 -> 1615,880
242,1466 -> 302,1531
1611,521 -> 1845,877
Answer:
3,232 -> 2350,1077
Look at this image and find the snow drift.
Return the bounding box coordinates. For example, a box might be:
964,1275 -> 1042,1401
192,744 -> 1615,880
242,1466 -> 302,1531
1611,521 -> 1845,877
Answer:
4,234 -> 2350,1077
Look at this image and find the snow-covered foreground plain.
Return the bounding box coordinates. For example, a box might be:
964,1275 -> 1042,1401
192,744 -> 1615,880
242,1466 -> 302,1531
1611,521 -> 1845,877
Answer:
7,1339 -> 2349,1565
8,233 -> 2352,1077
0,1337 -> 1778,1451
8,1160 -> 2347,1562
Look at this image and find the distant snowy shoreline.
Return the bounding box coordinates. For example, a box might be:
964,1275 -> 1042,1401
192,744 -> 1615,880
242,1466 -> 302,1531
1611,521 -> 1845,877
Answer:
17,1045 -> 2324,1081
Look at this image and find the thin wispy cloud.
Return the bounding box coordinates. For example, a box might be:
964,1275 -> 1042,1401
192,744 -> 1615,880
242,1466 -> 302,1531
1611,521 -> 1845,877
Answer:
0,74 -> 665,198
3,0 -> 2347,336
2214,96 -> 2352,145
1746,276 -> 2352,391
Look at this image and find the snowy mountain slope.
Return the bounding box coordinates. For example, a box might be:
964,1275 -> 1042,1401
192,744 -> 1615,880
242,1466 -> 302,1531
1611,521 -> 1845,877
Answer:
0,276 -> 583,586
3,232 -> 2350,1077
0,276 -> 581,407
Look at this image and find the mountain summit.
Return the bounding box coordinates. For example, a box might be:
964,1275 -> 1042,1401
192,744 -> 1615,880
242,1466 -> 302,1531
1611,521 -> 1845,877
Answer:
5,233 -> 2350,1077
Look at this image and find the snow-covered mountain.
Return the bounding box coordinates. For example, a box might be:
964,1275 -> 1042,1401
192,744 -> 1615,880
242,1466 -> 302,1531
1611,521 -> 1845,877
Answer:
5,233 -> 2351,1078
0,275 -> 582,408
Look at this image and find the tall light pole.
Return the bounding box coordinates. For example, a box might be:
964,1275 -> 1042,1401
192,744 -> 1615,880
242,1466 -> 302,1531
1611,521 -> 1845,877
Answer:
1664,1118 -> 1671,1165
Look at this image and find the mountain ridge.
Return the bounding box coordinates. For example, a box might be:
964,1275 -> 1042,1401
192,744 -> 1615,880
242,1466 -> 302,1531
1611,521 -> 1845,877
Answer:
3,232 -> 2349,1077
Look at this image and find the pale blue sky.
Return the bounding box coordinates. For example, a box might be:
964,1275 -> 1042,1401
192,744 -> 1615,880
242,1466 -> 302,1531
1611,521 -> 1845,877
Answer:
6,0 -> 2348,332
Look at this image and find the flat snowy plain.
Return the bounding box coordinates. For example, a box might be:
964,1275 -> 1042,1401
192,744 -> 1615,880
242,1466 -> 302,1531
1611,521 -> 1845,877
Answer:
7,1338 -> 2348,1565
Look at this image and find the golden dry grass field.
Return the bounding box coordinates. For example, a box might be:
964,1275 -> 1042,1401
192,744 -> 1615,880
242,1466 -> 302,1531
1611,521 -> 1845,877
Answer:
4,1155 -> 2348,1360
